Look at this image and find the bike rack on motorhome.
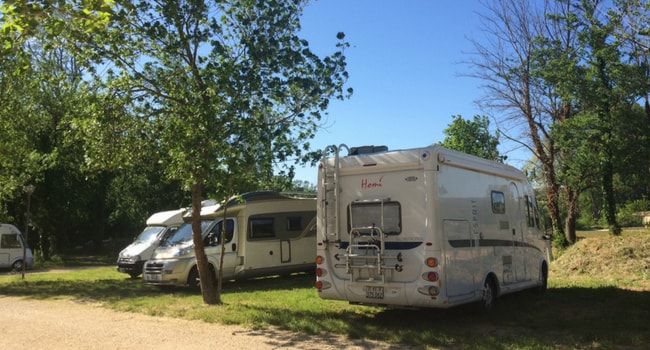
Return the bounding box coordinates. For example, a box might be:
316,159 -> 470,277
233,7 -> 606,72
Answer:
315,145 -> 549,310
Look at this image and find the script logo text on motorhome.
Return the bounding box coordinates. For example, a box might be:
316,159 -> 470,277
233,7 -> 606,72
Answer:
361,176 -> 383,189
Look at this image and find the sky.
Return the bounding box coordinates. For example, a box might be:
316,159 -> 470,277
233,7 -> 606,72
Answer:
290,0 -> 528,184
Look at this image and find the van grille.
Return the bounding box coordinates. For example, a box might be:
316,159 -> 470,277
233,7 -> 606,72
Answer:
144,261 -> 164,275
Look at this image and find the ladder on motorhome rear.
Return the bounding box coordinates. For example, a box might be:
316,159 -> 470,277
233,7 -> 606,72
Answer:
320,144 -> 348,243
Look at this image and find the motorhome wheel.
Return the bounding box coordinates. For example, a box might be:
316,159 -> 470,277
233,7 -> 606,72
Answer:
482,278 -> 497,312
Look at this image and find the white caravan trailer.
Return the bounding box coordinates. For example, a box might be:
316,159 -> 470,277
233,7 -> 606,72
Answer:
143,191 -> 316,290
0,223 -> 34,271
117,209 -> 186,278
315,145 -> 549,310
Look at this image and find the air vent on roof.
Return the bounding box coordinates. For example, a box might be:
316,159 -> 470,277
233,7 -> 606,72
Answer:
349,145 -> 388,155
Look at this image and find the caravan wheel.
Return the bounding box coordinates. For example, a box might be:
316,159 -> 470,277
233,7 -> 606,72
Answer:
481,277 -> 497,312
11,260 -> 24,272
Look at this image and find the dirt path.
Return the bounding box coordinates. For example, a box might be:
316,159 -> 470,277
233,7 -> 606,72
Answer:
0,296 -> 408,350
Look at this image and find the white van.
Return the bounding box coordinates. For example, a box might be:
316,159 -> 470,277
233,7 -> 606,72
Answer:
116,209 -> 186,278
143,191 -> 316,290
316,145 -> 549,310
0,223 -> 34,271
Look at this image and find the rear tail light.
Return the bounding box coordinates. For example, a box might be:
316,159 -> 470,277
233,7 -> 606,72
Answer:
425,257 -> 438,267
422,271 -> 439,282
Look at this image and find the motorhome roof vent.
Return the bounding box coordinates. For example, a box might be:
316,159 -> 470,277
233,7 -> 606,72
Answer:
349,145 -> 388,155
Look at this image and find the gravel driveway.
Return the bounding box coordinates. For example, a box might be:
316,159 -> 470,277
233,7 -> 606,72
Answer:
0,296 -> 409,350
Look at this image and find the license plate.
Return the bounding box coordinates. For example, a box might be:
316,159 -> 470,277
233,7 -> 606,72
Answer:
365,286 -> 384,299
144,274 -> 161,282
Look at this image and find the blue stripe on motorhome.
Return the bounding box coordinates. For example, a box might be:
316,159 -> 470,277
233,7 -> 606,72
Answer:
448,239 -> 543,252
337,240 -> 541,253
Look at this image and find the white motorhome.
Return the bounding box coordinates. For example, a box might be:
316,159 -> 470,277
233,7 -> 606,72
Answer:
0,223 -> 34,271
143,191 -> 316,290
117,209 -> 186,278
315,145 -> 549,310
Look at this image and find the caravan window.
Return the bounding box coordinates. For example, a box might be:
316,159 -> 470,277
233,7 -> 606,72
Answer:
1,233 -> 21,249
491,191 -> 506,214
347,201 -> 402,235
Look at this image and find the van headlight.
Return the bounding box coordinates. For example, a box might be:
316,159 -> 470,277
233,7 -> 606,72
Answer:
173,245 -> 194,257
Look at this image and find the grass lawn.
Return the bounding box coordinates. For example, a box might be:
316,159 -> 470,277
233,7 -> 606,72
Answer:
1,229 -> 649,349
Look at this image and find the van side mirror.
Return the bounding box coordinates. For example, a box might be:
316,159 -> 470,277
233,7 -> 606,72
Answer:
205,233 -> 219,246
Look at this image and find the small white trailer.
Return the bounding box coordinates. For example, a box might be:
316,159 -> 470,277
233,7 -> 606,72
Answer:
143,191 -> 316,290
315,145 -> 549,310
0,223 -> 34,271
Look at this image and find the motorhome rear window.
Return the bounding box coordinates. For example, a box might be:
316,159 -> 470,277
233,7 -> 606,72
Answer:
491,191 -> 506,214
249,218 -> 275,239
347,201 -> 402,235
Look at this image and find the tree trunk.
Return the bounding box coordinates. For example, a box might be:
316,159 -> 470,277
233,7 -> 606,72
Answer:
190,183 -> 219,305
601,157 -> 621,235
564,187 -> 579,244
540,152 -> 565,245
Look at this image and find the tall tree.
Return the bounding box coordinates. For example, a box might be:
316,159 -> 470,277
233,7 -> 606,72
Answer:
465,0 -> 571,243
556,0 -> 648,235
438,115 -> 505,162
56,0 -> 348,304
0,41 -> 51,220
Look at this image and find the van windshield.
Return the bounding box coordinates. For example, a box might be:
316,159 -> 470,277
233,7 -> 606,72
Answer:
160,221 -> 212,247
135,226 -> 165,244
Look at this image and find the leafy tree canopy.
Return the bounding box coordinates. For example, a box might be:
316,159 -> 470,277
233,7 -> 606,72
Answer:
438,115 -> 505,162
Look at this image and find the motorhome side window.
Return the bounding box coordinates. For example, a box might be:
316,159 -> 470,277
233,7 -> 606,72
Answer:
491,191 -> 506,214
287,216 -> 302,231
525,195 -> 541,228
249,217 -> 275,239
347,201 -> 402,235
1,233 -> 21,249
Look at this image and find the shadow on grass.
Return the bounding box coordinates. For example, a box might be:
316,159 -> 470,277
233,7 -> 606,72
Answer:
223,283 -> 650,349
0,270 -> 316,300
2,271 -> 649,349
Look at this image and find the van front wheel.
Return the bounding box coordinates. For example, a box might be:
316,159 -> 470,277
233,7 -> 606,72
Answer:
187,267 -> 201,292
